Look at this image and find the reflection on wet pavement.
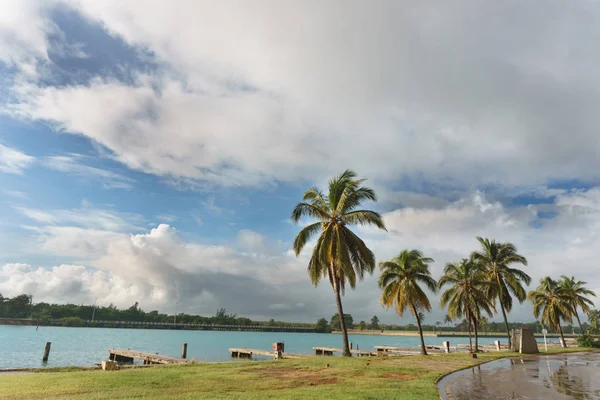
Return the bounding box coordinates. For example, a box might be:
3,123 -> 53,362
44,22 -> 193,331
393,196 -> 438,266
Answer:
438,352 -> 600,399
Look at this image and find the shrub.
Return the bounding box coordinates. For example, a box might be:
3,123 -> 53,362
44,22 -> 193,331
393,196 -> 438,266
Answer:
576,334 -> 600,348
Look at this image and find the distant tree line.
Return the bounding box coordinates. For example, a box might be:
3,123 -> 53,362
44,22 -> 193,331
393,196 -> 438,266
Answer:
0,295 -> 314,328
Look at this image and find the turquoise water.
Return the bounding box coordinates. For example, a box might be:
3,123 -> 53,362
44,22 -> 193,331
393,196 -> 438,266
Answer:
0,326 -> 501,369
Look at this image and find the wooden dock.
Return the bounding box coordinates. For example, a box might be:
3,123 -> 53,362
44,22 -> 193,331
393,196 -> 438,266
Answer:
313,347 -> 376,357
108,349 -> 188,365
229,348 -> 277,359
228,348 -> 308,359
374,345 -> 447,355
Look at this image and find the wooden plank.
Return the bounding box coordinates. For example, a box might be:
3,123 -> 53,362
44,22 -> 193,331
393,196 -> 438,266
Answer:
228,348 -> 277,359
108,349 -> 187,364
313,347 -> 376,357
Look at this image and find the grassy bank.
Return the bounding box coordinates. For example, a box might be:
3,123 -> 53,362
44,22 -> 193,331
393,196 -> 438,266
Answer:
0,348 -> 588,400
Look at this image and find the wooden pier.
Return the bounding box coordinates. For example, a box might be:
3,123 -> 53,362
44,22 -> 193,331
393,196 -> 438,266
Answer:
108,349 -> 188,365
373,345 -> 447,355
228,348 -> 307,359
229,348 -> 277,359
313,347 -> 376,357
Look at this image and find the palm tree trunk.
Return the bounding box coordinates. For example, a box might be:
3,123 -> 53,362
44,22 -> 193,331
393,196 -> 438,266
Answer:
574,309 -> 585,335
467,310 -> 473,352
412,304 -> 427,356
497,275 -> 512,348
332,276 -> 351,356
558,323 -> 567,348
472,315 -> 479,352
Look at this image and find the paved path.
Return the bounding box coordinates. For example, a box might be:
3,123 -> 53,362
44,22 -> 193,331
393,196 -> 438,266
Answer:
438,352 -> 600,399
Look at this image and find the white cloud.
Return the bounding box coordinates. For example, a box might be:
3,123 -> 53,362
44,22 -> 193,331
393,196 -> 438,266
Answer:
43,155 -> 134,190
0,0 -> 51,74
3,1 -> 600,189
0,144 -> 35,174
16,201 -> 143,231
3,189 -> 600,322
2,222 -> 326,318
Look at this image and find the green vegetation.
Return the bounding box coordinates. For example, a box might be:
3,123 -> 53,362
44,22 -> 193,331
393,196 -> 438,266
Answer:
0,296 -> 314,330
576,334 -> 600,348
528,277 -> 573,346
0,353 -> 519,400
378,250 -> 437,355
528,276 -> 597,347
471,237 -> 530,348
558,276 -> 596,334
330,314 -> 354,331
291,169 -> 386,356
438,258 -> 494,352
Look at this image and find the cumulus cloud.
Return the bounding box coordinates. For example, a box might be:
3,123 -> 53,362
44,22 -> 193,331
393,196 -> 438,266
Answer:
0,144 -> 35,174
4,205 -> 327,319
3,189 -> 599,323
3,1 -> 600,189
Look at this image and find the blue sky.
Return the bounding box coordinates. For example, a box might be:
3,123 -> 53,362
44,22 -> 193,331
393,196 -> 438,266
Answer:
1,1 -> 599,324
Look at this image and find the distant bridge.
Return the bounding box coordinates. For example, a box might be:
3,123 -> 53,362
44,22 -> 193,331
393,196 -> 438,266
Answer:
82,320 -> 316,332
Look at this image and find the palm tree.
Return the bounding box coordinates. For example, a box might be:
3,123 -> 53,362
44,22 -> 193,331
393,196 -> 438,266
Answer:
378,250 -> 437,355
436,321 -> 441,333
471,237 -> 530,348
438,258 -> 494,352
588,310 -> 600,334
558,276 -> 596,335
444,314 -> 452,328
292,170 -> 386,356
528,277 -> 573,348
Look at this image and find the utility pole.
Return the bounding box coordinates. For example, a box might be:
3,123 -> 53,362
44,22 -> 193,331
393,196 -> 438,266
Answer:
174,301 -> 180,324
91,297 -> 97,322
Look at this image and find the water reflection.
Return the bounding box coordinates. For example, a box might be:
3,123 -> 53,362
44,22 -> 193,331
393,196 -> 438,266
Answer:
438,352 -> 600,400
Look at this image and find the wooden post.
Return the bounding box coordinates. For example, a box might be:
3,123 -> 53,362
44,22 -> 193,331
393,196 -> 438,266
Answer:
350,342 -> 353,350
442,341 -> 450,353
42,342 -> 51,361
182,343 -> 188,359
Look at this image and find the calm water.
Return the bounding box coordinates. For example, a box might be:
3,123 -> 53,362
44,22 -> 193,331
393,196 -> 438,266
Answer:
0,326 -> 500,369
438,352 -> 600,400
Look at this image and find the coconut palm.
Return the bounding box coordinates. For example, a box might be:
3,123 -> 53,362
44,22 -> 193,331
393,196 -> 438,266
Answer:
438,258 -> 494,352
378,250 -> 437,355
292,170 -> 386,356
471,237 -> 529,348
528,277 -> 573,348
558,276 -> 596,335
444,314 -> 452,327
588,310 -> 600,334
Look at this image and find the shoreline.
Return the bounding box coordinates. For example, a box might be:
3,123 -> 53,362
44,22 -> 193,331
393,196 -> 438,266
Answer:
0,348 -> 591,400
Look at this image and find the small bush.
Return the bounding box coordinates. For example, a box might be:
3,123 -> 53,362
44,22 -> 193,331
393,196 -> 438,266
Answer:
576,334 -> 600,348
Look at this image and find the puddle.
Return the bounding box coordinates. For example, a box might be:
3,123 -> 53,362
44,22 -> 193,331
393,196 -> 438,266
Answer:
438,352 -> 600,399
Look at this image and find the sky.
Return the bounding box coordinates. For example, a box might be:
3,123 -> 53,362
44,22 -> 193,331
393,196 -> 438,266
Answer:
0,0 -> 599,325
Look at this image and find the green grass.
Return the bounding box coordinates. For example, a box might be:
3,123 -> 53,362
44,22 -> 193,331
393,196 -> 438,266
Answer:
0,348 -> 589,400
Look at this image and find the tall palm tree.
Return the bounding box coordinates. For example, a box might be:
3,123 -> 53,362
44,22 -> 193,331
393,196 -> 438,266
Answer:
378,250 -> 437,355
558,276 -> 596,335
292,170 -> 386,356
528,277 -> 573,348
471,237 -> 530,348
588,310 -> 600,334
438,258 -> 494,352
444,314 -> 452,327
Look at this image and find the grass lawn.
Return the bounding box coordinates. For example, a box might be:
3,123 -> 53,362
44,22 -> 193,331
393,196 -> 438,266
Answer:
0,348 -> 589,400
